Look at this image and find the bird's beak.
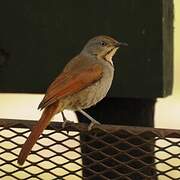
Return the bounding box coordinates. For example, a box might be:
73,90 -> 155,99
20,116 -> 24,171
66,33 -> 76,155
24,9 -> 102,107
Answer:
114,42 -> 128,47
119,42 -> 128,46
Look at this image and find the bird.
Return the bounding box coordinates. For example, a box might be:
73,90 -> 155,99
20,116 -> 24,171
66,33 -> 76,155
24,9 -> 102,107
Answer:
17,35 -> 127,165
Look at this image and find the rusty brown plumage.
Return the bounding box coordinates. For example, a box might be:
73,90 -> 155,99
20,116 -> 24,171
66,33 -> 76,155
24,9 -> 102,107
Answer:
38,64 -> 103,110
18,35 -> 126,165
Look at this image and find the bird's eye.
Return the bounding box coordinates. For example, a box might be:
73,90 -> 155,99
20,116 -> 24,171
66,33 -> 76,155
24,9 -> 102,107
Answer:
100,41 -> 106,46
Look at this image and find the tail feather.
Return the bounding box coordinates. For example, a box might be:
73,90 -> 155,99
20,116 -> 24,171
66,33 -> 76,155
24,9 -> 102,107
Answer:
18,103 -> 58,165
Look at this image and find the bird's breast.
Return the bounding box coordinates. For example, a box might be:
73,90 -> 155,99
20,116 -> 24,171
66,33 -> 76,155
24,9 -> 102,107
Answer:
65,63 -> 114,110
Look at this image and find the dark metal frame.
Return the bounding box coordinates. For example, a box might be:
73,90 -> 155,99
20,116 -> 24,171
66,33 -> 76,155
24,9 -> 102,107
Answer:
0,118 -> 180,179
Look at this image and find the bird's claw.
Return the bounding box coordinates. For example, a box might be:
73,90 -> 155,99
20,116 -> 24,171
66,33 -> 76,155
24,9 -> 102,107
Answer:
62,120 -> 73,134
62,119 -> 72,129
88,120 -> 101,131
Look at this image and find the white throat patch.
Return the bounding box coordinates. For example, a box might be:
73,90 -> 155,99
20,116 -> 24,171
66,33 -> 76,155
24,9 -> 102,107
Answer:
104,47 -> 118,65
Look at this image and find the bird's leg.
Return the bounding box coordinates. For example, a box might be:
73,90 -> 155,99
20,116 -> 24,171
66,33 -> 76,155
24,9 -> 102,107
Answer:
78,109 -> 101,130
61,111 -> 72,129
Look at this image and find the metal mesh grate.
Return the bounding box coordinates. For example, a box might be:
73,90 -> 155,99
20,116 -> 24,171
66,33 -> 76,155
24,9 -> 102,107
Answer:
0,118 -> 180,180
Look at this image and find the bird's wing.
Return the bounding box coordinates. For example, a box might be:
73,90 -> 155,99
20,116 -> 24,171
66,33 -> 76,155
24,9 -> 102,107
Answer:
38,63 -> 103,109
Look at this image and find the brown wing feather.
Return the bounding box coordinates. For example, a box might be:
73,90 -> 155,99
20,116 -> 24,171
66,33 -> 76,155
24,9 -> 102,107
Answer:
38,64 -> 103,110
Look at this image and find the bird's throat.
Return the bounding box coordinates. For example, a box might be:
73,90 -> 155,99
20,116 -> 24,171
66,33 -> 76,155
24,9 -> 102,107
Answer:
103,47 -> 118,66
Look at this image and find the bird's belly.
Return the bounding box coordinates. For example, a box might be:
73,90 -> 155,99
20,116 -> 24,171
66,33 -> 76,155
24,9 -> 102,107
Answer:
65,75 -> 113,110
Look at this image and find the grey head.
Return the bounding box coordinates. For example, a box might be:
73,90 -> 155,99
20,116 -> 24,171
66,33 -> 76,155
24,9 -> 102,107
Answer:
81,35 -> 127,64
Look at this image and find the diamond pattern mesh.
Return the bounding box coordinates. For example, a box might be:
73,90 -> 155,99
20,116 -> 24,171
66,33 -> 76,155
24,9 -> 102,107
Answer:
0,118 -> 180,180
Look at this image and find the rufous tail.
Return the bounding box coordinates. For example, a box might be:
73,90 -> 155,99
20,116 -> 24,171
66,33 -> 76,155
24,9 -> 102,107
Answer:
17,102 -> 58,165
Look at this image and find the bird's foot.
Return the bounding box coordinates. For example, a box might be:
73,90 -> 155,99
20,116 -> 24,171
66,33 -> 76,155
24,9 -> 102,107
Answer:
61,111 -> 73,134
78,109 -> 101,131
62,119 -> 73,134
62,119 -> 73,129
88,119 -> 101,131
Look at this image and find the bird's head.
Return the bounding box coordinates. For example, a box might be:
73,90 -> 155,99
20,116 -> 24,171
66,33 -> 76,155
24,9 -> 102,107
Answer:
81,35 -> 127,64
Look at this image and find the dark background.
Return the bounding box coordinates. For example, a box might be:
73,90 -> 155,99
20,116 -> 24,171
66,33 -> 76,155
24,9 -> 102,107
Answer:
0,0 -> 173,98
0,1 -> 173,178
